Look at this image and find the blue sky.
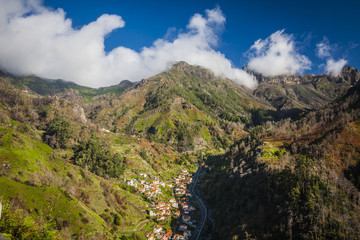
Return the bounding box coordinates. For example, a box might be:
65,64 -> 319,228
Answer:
43,0 -> 360,72
0,0 -> 359,87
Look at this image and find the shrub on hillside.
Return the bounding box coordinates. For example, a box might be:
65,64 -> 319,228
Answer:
0,202 -> 59,240
43,115 -> 73,148
72,135 -> 124,178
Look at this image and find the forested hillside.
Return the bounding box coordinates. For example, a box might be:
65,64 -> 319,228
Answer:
200,69 -> 360,239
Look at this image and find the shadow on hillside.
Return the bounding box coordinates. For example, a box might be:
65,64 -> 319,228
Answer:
344,160 -> 360,191
250,108 -> 306,126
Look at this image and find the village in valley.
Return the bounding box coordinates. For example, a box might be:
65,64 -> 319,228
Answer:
124,166 -> 204,240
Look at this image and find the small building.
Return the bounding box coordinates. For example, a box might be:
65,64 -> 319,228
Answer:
175,188 -> 186,195
158,216 -> 166,221
179,224 -> 188,231
182,215 -> 191,223
156,210 -> 164,216
174,210 -> 181,216
165,230 -> 172,237
173,234 -> 185,240
189,206 -> 196,211
126,179 -> 134,186
160,230 -> 173,240
153,226 -> 163,234
183,230 -> 192,238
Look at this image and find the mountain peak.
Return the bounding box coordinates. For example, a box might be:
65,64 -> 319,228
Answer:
118,80 -> 134,87
171,61 -> 192,70
341,65 -> 360,85
166,61 -> 218,84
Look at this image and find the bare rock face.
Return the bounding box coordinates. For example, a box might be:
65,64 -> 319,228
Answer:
136,78 -> 148,88
251,65 -> 360,111
73,104 -> 87,124
341,65 -> 360,85
248,65 -> 359,86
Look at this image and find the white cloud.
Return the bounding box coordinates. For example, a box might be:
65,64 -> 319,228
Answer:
246,30 -> 311,76
325,58 -> 347,76
316,37 -> 348,76
0,1 -> 257,88
316,37 -> 332,58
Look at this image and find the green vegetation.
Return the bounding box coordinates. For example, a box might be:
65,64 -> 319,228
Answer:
10,76 -> 132,100
0,201 -> 58,240
72,135 -> 125,178
43,115 -> 73,148
260,142 -> 286,160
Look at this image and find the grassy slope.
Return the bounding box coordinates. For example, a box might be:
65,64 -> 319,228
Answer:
0,125 -> 110,238
0,121 -> 159,239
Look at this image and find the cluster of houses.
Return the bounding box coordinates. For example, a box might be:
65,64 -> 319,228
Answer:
125,174 -> 174,199
149,200 -> 172,221
147,227 -> 172,240
147,169 -> 196,240
125,169 -> 199,240
174,170 -> 193,195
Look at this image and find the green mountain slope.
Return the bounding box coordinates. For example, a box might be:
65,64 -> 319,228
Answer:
88,61 -> 272,153
2,73 -> 134,100
0,76 -> 189,239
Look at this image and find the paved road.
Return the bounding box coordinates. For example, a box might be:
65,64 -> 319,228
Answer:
190,166 -> 208,240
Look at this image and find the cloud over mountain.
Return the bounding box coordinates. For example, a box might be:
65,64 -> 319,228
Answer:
315,37 -> 348,76
0,1 -> 256,88
325,58 -> 347,76
246,30 -> 311,76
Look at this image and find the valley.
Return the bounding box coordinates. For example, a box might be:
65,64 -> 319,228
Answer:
0,61 -> 360,239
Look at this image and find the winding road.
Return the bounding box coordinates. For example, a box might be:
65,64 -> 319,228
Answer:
190,166 -> 208,240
